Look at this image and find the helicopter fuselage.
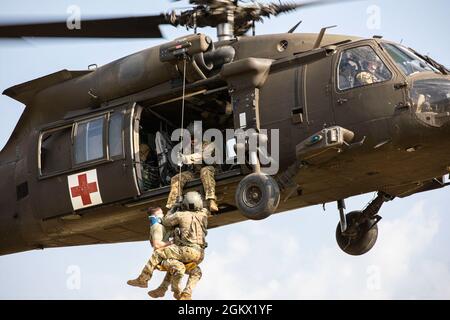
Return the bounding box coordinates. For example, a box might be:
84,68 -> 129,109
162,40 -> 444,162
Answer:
1,32 -> 450,256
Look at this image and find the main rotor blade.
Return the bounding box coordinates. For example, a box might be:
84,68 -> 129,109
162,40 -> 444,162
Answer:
269,0 -> 362,16
0,15 -> 168,39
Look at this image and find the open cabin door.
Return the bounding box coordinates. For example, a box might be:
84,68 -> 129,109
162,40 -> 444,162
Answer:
36,103 -> 140,219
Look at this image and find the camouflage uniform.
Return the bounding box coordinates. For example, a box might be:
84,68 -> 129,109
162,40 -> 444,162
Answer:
146,220 -> 173,296
147,223 -> 204,299
136,208 -> 208,298
166,142 -> 217,210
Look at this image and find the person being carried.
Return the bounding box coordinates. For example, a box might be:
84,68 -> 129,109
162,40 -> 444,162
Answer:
127,207 -> 173,295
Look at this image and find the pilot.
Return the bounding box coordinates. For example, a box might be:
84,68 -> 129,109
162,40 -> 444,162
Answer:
355,60 -> 381,86
166,122 -> 219,212
127,192 -> 208,300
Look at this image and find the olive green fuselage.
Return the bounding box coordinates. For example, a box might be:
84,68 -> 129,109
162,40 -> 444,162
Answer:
1,33 -> 449,255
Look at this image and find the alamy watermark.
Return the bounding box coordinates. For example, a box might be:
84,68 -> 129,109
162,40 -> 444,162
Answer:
366,5 -> 381,30
66,5 -> 81,30
66,265 -> 81,290
169,121 -> 280,175
366,265 -> 381,291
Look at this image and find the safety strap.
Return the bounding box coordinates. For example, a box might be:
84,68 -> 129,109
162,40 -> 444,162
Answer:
156,262 -> 198,273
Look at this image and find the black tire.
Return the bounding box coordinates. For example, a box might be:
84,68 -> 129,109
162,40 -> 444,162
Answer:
235,173 -> 280,220
335,211 -> 378,256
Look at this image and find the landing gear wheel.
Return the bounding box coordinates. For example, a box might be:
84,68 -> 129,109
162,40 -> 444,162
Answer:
335,211 -> 378,256
235,173 -> 280,220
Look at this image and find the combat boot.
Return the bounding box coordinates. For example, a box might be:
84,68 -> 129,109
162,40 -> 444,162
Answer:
209,199 -> 219,212
148,287 -> 167,298
173,291 -> 182,300
179,292 -> 192,300
127,276 -> 148,288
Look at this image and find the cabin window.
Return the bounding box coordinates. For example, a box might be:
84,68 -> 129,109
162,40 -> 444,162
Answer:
73,116 -> 106,165
337,45 -> 392,91
109,111 -> 124,158
40,125 -> 73,175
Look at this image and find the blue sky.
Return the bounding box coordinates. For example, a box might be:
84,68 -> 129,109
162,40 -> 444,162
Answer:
1,0 -> 450,299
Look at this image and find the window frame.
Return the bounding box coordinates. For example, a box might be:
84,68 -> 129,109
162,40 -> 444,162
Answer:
335,44 -> 394,93
38,123 -> 75,177
108,110 -> 126,160
38,109 -> 126,179
71,114 -> 108,168
381,42 -> 439,76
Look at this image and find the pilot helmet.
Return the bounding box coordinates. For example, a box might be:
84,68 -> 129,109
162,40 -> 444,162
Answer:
340,60 -> 353,73
182,191 -> 204,211
364,59 -> 380,72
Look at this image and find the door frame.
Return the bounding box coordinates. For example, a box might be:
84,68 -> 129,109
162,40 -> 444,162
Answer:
331,39 -> 408,125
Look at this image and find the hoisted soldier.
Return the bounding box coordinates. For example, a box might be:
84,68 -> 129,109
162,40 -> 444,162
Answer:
127,192 -> 208,300
148,206 -> 203,300
166,122 -> 219,212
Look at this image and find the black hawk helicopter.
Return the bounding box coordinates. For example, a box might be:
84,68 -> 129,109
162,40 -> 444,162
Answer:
1,0 -> 449,257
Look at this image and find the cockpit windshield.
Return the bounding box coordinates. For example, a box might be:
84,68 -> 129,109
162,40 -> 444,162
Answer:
382,43 -> 440,76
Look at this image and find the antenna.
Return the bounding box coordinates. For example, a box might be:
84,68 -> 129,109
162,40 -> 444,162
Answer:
288,20 -> 303,33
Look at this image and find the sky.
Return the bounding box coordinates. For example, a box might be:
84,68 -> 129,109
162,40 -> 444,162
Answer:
1,0 -> 450,300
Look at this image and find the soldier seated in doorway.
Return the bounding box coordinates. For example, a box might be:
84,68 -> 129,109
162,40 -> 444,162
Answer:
166,122 -> 219,212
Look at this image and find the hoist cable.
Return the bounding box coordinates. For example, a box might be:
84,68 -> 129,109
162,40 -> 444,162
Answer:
177,55 -> 188,198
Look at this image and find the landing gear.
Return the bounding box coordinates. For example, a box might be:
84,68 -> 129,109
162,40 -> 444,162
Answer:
235,173 -> 280,220
335,192 -> 393,256
336,211 -> 379,256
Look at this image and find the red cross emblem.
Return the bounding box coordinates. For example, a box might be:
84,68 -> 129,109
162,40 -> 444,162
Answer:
68,169 -> 102,210
70,174 -> 98,206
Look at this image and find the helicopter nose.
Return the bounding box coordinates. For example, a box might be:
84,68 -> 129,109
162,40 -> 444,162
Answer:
411,77 -> 450,128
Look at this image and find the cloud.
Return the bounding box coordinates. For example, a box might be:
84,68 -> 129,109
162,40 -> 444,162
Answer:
194,200 -> 449,300
1,199 -> 448,300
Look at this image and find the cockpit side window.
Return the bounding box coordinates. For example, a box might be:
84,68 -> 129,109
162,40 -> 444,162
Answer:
382,43 -> 438,76
337,46 -> 392,91
73,116 -> 106,165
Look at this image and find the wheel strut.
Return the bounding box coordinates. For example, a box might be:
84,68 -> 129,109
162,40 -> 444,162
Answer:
362,191 -> 394,219
337,191 -> 394,236
337,199 -> 347,233
335,192 -> 394,256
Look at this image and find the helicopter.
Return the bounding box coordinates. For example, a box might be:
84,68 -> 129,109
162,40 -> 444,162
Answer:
1,0 -> 450,258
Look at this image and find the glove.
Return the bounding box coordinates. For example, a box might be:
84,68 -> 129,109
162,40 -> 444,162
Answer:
176,152 -> 187,167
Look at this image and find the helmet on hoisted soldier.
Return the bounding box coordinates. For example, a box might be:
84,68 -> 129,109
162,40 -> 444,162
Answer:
182,191 -> 204,211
